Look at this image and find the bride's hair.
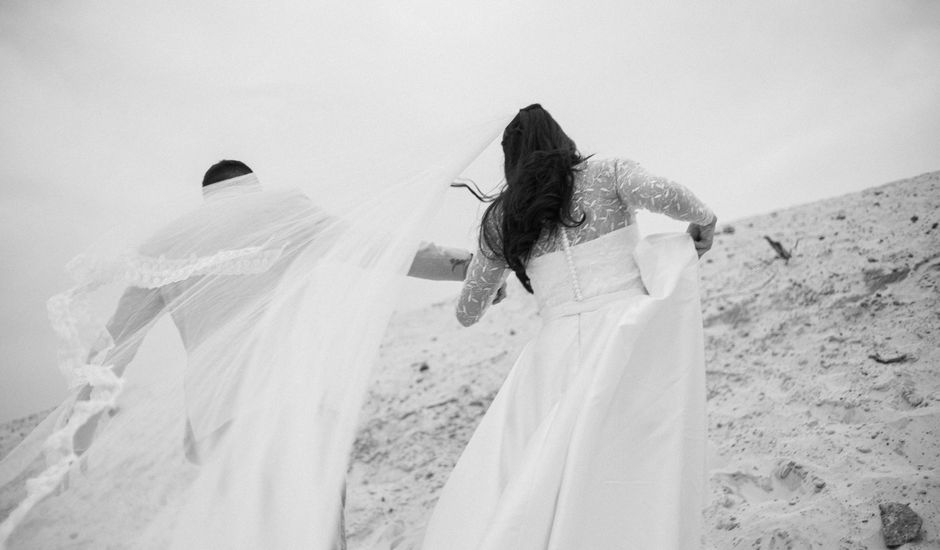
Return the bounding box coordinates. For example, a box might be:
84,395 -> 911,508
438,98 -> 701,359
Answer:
203,159 -> 253,187
480,104 -> 589,293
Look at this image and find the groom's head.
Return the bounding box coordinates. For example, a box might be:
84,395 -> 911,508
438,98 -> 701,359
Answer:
203,160 -> 253,187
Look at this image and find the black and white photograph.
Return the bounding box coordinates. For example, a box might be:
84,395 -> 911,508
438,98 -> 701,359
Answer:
1,1 -> 938,548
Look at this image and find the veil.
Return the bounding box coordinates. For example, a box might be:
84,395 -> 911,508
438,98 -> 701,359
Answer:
0,117 -> 507,549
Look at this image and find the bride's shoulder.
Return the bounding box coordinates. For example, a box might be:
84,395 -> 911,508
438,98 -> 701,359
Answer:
577,157 -> 639,190
581,156 -> 639,172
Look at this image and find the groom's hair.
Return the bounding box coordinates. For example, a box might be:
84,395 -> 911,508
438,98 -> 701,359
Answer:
203,160 -> 253,187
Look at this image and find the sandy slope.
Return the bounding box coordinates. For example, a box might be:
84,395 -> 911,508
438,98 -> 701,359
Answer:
344,170 -> 940,549
2,171 -> 938,549
693,171 -> 939,550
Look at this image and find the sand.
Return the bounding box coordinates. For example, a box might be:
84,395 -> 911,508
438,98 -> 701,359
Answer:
2,170 -> 938,548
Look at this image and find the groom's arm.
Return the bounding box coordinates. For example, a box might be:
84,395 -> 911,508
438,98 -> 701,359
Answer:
407,241 -> 474,281
80,286 -> 167,382
74,286 -> 166,454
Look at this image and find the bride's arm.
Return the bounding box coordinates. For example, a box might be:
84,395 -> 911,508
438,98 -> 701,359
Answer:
456,250 -> 509,327
407,241 -> 474,281
612,159 -> 715,225
611,158 -> 717,256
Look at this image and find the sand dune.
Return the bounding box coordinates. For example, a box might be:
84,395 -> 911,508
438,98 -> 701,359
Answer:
2,171 -> 938,548
345,170 -> 940,549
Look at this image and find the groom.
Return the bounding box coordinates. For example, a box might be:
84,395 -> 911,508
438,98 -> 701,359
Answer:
67,159 -> 507,550
74,159 -> 502,458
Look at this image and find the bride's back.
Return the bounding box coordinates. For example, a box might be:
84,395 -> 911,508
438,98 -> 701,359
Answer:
457,105 -> 713,327
528,158 -> 634,259
524,155 -> 715,312
525,158 -> 646,312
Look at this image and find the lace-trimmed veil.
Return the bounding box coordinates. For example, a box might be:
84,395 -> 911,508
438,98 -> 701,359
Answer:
0,116 -> 507,549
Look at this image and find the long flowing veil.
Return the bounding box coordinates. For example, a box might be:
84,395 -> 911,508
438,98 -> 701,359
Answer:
0,117 -> 507,549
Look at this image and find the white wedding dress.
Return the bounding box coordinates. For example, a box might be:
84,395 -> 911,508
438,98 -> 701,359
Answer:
422,158 -> 713,549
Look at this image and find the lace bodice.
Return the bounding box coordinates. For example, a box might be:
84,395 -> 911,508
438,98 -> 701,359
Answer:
457,158 -> 714,325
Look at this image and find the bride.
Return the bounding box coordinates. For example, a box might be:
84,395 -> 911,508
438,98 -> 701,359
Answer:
421,104 -> 715,549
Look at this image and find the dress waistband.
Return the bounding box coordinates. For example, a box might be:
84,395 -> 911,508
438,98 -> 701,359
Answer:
539,288 -> 647,319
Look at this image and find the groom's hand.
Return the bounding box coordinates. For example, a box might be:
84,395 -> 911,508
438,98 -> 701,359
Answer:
687,219 -> 716,258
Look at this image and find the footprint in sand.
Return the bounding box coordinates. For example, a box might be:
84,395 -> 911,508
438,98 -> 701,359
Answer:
714,460 -> 826,505
750,528 -> 814,550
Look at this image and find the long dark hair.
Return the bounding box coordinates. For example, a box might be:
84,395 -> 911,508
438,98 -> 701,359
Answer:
480,104 -> 589,293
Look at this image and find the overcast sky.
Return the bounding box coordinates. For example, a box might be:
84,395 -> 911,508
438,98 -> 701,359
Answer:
2,0 -> 939,421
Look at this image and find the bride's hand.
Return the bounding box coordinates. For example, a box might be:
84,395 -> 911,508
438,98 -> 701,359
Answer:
687,219 -> 716,258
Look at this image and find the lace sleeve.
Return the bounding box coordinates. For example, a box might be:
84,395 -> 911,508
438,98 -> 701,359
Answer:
456,250 -> 508,327
612,159 -> 715,225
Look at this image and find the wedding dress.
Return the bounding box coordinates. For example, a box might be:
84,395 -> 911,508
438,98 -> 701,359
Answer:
422,158 -> 714,549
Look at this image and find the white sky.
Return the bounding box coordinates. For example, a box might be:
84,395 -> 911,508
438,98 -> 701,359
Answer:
2,0 -> 939,421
